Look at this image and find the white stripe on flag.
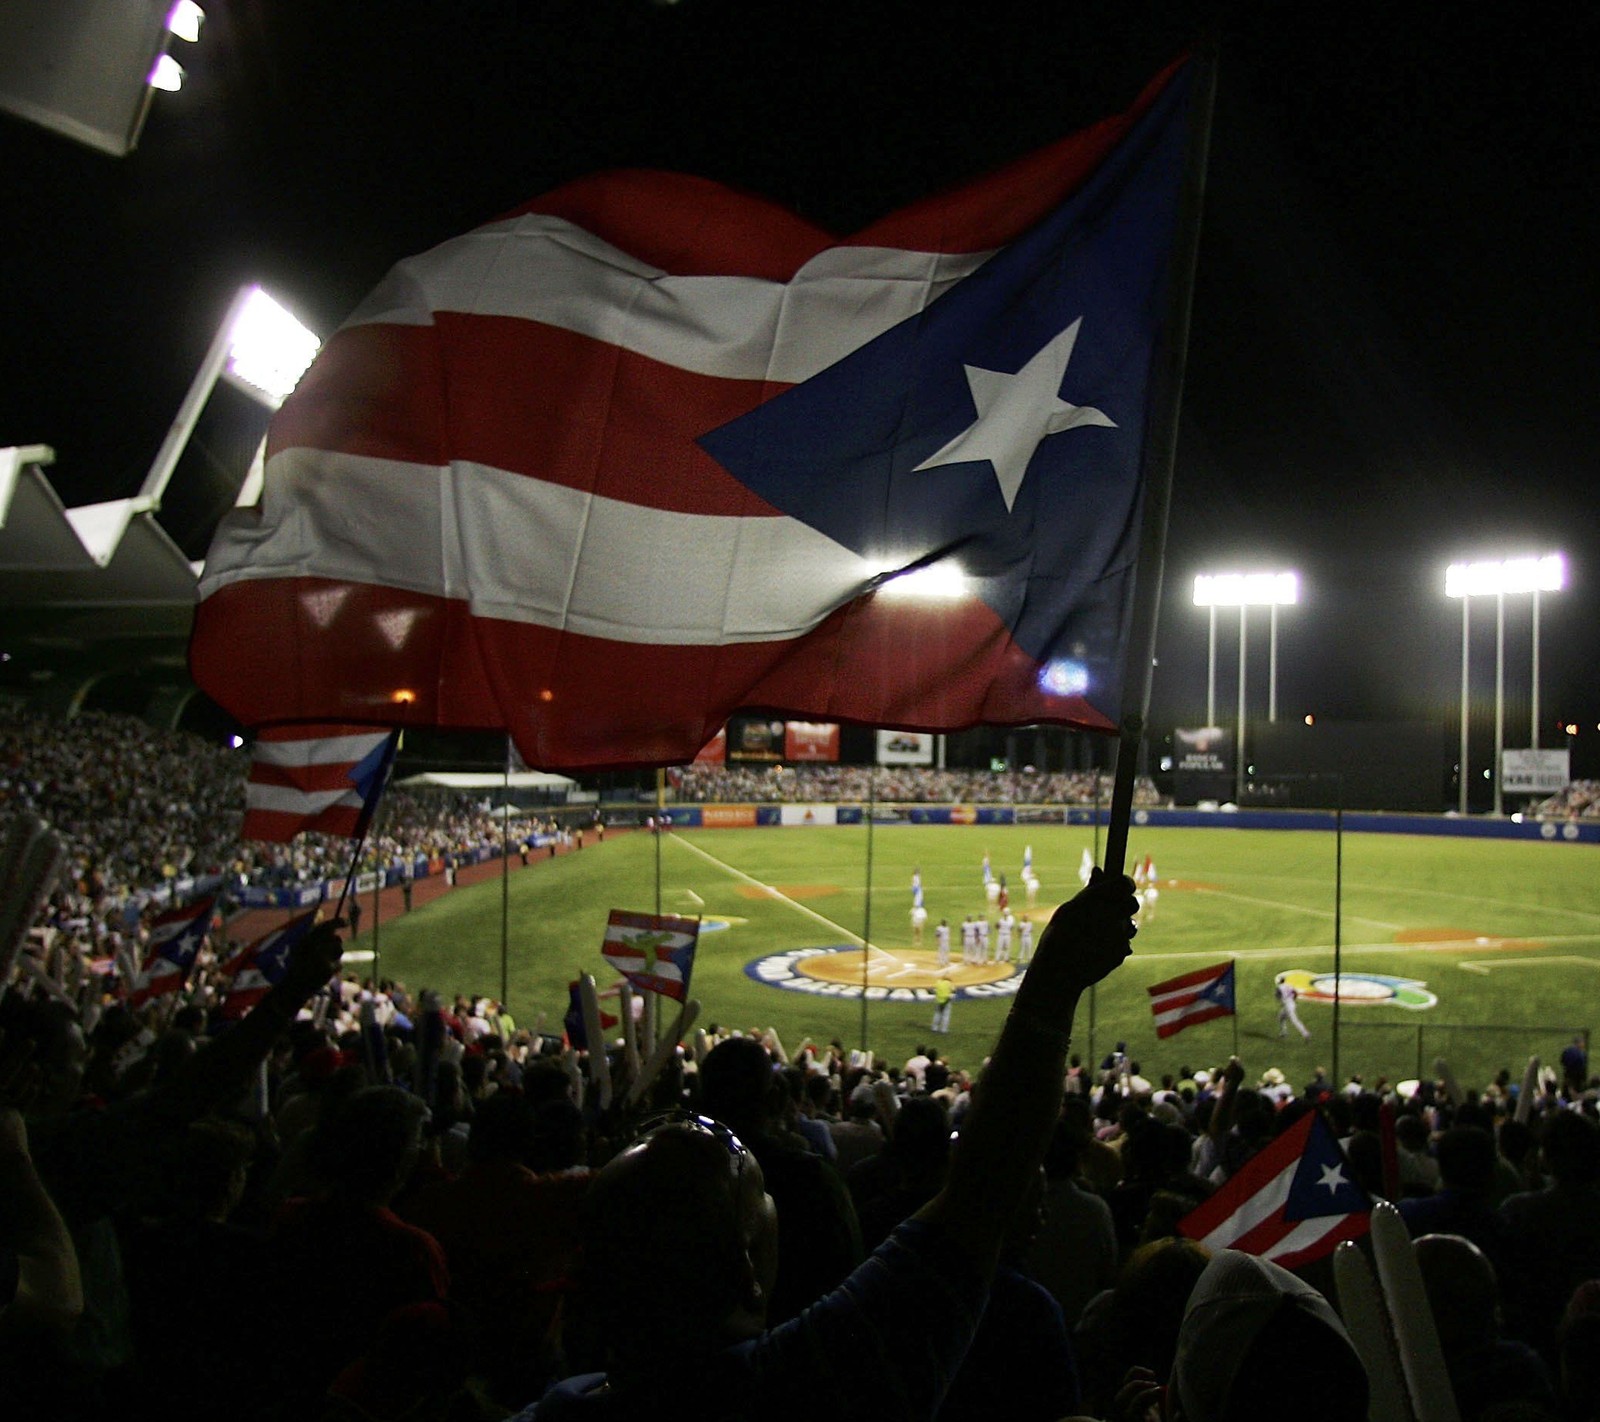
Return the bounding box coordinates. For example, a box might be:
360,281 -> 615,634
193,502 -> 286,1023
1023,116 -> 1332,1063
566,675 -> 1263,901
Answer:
1149,979 -> 1222,1011
345,217 -> 993,384
245,784 -> 364,815
203,449 -> 880,642
251,732 -> 391,766
1154,1002 -> 1216,1029
1259,1215 -> 1348,1263
1197,1158 -> 1298,1251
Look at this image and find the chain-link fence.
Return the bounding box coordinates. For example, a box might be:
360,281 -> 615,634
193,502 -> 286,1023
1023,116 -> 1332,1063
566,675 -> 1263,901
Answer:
1332,1022 -> 1590,1088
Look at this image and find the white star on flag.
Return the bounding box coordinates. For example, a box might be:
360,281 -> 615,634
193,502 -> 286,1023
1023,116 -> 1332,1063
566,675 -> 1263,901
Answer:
1318,1162 -> 1349,1194
914,317 -> 1116,511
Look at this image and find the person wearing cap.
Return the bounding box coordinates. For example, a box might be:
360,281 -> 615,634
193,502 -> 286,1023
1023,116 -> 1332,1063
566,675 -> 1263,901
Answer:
1275,976 -> 1311,1041
512,872 -> 1139,1420
1152,1250 -> 1368,1422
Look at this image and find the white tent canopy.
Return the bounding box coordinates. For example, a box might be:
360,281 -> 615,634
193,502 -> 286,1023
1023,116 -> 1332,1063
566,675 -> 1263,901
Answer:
395,770 -> 577,791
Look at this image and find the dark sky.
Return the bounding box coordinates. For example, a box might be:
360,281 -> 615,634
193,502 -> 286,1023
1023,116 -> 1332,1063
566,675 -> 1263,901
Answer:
4,1 -> 1598,768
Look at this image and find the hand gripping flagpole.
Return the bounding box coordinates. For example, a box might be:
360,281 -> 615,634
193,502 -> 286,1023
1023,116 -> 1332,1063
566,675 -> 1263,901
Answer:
332,730 -> 402,922
1102,42 -> 1219,883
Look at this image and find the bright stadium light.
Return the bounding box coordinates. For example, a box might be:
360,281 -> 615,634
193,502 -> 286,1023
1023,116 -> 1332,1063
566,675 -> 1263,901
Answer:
147,53 -> 184,91
1193,568 -> 1301,803
167,2 -> 205,43
877,562 -> 968,601
1445,552 -> 1565,816
224,286 -> 321,405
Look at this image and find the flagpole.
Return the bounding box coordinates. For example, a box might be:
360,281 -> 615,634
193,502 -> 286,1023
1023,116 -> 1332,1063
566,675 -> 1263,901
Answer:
332,730 -> 402,921
1101,43 -> 1219,882
501,733 -> 512,1012
1231,956 -> 1239,1060
370,804 -> 382,989
655,768 -> 665,917
1333,776 -> 1345,1088
860,767 -> 876,1054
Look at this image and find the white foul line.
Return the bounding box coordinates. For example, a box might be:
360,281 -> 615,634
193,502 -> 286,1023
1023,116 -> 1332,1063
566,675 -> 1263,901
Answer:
668,832 -> 888,954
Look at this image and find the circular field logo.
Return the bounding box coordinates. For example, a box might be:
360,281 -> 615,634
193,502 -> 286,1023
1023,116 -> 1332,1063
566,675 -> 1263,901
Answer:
1277,969 -> 1437,1010
745,946 -> 1023,1002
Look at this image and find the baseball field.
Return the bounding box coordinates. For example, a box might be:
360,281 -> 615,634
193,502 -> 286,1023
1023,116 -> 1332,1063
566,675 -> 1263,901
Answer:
351,822 -> 1600,1090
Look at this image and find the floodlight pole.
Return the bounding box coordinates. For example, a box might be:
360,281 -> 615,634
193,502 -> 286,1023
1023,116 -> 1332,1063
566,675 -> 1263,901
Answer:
1268,602 -> 1280,722
1236,604 -> 1247,804
1206,604 -> 1217,727
1458,596 -> 1470,816
1531,589 -> 1542,750
1494,590 -> 1506,816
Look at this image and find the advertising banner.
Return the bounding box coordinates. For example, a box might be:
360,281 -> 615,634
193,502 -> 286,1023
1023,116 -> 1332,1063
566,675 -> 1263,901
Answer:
1502,748 -> 1571,795
780,804 -> 839,826
876,729 -> 935,765
728,717 -> 786,761
784,721 -> 840,762
702,805 -> 758,828
1174,726 -> 1232,774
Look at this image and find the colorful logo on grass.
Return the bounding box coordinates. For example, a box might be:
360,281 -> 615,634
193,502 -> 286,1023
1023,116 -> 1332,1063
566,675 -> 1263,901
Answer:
745,947 -> 1021,1002
1277,969 -> 1437,1011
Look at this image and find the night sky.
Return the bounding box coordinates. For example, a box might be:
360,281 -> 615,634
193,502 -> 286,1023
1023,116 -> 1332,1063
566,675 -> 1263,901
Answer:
4,1 -> 1597,774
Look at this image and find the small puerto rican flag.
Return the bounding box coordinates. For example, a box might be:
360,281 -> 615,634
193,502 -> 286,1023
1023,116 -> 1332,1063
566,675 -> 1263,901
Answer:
1146,959 -> 1235,1040
217,910 -> 316,1020
600,909 -> 700,1001
129,896 -> 215,1007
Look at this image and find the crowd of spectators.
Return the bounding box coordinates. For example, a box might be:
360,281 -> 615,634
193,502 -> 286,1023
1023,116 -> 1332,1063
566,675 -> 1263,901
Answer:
672,761 -> 1164,807
1534,780 -> 1600,819
1,711 -> 567,928
3,868 -> 1599,1421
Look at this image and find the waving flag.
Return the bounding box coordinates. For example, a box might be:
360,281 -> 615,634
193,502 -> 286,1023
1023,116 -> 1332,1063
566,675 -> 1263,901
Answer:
217,910 -> 315,1020
600,910 -> 700,1001
129,896 -> 214,1007
241,725 -> 399,842
1179,1110 -> 1371,1269
190,61 -> 1196,771
1147,960 -> 1235,1039
563,980 -> 620,1050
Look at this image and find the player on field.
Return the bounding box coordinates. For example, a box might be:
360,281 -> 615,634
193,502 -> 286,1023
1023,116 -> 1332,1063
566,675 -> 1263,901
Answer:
935,918 -> 951,968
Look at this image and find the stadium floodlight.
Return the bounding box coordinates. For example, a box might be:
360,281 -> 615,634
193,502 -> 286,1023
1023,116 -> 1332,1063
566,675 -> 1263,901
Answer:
1193,569 -> 1300,803
145,285 -> 321,523
1445,553 -> 1565,815
167,2 -> 204,43
147,53 -> 183,92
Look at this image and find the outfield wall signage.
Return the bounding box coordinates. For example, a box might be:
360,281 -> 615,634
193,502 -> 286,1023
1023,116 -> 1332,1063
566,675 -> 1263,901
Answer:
784,722 -> 840,762
780,804 -> 839,826
904,806 -> 1017,826
1174,726 -> 1231,773
877,730 -> 935,765
1502,748 -> 1570,795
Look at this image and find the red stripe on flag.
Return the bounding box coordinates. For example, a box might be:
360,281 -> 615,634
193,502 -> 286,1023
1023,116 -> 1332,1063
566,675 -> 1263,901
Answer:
1147,961 -> 1233,997
240,804 -> 363,842
1179,1114 -> 1314,1242
271,320 -> 792,520
192,579 -> 1113,771
504,61 -> 1183,275
247,761 -> 365,794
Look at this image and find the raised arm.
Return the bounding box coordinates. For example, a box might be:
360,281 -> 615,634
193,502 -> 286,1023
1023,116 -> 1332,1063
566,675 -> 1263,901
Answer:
919,870 -> 1137,1275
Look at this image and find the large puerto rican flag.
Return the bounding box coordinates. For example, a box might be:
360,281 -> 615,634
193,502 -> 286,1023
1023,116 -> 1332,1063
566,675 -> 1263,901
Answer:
600,910 -> 700,1001
1179,1110 -> 1371,1270
189,62 -> 1194,771
1147,959 -> 1235,1039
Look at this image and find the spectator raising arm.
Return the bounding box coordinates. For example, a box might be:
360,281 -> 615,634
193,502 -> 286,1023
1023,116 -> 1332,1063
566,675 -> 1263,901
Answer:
0,1104 -> 82,1338
919,869 -> 1139,1277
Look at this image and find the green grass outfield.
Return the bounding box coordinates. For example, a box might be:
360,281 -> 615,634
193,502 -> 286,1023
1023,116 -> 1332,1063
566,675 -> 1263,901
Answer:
357,825 -> 1600,1090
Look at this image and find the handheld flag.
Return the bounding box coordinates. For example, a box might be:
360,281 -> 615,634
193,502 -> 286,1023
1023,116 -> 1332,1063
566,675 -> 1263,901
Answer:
600,910 -> 700,1002
1022,844 -> 1033,877
1147,960 -> 1235,1039
190,61 -> 1198,770
241,725 -> 399,842
563,979 -> 619,1050
217,910 -> 315,1020
912,880 -> 925,911
129,896 -> 214,1007
1178,1110 -> 1370,1269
